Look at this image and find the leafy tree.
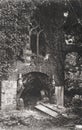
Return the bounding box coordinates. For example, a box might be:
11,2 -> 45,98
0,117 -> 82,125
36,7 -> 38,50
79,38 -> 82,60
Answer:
0,0 -> 36,80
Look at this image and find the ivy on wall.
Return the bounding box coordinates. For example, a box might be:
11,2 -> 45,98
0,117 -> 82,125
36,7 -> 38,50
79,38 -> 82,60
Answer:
0,0 -> 65,84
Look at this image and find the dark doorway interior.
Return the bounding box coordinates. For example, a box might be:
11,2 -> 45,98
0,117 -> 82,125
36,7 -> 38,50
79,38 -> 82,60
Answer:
20,72 -> 52,108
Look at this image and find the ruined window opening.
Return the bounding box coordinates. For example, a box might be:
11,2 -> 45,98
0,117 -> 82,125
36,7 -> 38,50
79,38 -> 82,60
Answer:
31,31 -> 46,57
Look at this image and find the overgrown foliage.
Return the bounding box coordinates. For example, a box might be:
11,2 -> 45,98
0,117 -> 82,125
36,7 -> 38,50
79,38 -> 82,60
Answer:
0,0 -> 36,79
0,0 -> 65,84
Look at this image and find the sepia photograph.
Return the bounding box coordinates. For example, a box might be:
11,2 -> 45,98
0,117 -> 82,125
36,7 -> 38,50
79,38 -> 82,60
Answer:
0,0 -> 82,130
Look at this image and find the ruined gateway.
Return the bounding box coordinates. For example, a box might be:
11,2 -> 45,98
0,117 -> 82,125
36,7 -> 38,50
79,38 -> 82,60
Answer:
0,0 -> 82,114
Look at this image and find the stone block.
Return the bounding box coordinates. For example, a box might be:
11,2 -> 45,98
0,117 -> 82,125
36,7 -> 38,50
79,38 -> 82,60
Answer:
1,80 -> 17,110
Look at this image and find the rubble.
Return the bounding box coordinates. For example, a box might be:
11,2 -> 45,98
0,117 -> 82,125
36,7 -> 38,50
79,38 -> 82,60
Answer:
0,109 -> 82,130
0,109 -> 52,127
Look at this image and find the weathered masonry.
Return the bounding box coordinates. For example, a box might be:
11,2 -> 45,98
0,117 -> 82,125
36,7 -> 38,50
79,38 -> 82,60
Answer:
1,0 -> 82,110
0,36 -> 64,109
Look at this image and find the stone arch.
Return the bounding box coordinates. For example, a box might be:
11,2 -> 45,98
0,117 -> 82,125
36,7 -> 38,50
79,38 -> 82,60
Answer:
22,71 -> 52,90
17,64 -> 52,78
19,71 -> 53,107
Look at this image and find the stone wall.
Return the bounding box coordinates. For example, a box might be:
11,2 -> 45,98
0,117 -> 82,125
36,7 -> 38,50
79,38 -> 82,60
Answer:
8,54 -> 57,82
1,81 -> 17,110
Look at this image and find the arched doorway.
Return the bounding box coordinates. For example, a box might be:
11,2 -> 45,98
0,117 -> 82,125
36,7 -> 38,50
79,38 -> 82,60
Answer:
20,72 -> 53,108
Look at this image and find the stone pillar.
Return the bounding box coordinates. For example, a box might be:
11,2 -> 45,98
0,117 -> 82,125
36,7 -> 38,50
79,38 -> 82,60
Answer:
17,73 -> 23,92
55,86 -> 64,107
17,73 -> 24,110
1,80 -> 17,110
0,82 -> 1,109
51,75 -> 64,106
51,75 -> 55,102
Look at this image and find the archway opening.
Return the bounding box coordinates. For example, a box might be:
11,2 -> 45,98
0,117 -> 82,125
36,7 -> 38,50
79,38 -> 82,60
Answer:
20,72 -> 53,108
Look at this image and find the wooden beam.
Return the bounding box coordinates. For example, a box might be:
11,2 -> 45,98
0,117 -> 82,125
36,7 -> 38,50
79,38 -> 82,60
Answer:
35,104 -> 58,118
